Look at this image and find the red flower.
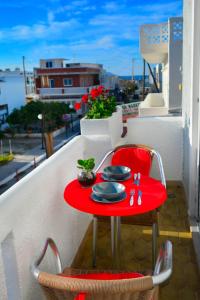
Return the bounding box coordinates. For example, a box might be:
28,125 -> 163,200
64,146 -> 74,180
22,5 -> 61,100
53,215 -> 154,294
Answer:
74,102 -> 81,111
97,85 -> 104,95
90,88 -> 100,99
82,94 -> 88,103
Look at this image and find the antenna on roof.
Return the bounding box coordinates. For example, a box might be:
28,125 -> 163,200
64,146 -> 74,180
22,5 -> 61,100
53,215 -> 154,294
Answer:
22,56 -> 28,95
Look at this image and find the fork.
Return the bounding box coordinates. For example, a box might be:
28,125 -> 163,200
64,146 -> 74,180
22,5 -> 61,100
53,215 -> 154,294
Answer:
137,190 -> 142,205
133,173 -> 137,185
137,172 -> 141,186
130,189 -> 135,206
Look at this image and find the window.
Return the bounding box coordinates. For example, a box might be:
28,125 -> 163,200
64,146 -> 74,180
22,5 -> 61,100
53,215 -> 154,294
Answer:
46,61 -> 53,68
49,79 -> 55,88
63,78 -> 73,86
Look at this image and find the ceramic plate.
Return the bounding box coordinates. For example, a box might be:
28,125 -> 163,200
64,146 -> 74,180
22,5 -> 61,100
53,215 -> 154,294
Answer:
92,182 -> 125,199
103,166 -> 131,179
101,173 -> 131,182
91,192 -> 126,204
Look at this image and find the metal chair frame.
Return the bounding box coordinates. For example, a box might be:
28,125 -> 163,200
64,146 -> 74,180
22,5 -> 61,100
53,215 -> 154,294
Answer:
31,238 -> 172,299
93,144 -> 166,267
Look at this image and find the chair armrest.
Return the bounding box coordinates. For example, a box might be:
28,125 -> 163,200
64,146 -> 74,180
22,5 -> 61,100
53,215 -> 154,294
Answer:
151,150 -> 166,187
152,240 -> 172,285
30,238 -> 62,280
94,150 -> 114,173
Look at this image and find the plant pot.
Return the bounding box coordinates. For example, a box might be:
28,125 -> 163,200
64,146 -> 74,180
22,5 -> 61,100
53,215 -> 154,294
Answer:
80,106 -> 122,147
77,171 -> 96,187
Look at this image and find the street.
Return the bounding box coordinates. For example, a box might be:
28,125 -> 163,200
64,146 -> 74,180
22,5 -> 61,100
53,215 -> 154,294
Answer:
0,122 -> 80,194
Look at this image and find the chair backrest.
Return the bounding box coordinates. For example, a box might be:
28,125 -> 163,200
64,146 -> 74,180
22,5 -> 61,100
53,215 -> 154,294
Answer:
111,144 -> 154,176
38,271 -> 158,300
140,93 -> 165,108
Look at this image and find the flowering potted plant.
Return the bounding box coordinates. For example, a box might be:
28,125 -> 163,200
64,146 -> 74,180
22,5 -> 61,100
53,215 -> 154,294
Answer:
74,86 -> 116,119
74,86 -> 122,146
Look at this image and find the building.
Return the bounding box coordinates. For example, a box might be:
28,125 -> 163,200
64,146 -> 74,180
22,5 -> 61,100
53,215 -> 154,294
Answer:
34,59 -> 103,103
33,59 -> 119,105
0,69 -> 34,113
140,17 -> 183,111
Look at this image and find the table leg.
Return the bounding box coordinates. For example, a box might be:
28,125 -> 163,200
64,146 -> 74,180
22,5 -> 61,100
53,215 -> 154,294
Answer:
111,216 -> 115,260
115,216 -> 121,267
111,216 -> 121,267
92,216 -> 98,267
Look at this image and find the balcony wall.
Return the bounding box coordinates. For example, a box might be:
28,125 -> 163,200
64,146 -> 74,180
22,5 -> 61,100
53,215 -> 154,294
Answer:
39,86 -> 98,96
127,116 -> 183,180
0,135 -> 112,299
0,111 -> 185,299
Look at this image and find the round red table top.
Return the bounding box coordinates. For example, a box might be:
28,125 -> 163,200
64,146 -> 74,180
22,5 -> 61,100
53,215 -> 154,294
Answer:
64,173 -> 167,217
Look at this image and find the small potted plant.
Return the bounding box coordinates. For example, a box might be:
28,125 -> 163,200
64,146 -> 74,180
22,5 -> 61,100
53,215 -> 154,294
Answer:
77,158 -> 96,187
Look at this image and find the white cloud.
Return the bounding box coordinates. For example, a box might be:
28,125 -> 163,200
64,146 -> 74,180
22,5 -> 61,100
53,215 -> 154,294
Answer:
103,1 -> 124,11
0,19 -> 79,41
70,35 -> 115,50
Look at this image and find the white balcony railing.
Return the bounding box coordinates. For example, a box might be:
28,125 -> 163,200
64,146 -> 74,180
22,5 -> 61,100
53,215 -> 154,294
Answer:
38,86 -> 99,96
39,88 -> 63,95
140,18 -> 183,64
140,22 -> 169,63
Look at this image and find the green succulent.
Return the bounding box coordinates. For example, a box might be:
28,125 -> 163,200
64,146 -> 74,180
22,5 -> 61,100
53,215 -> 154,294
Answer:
77,158 -> 95,172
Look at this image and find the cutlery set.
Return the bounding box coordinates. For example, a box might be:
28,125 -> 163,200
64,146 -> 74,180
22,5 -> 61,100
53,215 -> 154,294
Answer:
130,173 -> 142,206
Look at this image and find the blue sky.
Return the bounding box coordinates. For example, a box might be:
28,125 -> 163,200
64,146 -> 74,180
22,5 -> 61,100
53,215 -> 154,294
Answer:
0,0 -> 182,75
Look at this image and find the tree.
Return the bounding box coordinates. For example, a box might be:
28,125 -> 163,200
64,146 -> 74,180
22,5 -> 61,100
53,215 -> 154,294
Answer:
7,101 -> 75,132
119,80 -> 137,96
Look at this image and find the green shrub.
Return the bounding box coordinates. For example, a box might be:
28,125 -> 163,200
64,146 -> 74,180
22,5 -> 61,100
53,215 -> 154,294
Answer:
0,153 -> 14,165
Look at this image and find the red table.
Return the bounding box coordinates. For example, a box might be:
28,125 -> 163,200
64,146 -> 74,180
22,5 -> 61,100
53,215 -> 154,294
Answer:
64,173 -> 167,217
64,173 -> 167,265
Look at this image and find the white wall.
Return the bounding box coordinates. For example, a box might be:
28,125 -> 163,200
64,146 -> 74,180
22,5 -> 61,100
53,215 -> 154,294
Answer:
162,62 -> 169,107
168,17 -> 183,109
182,0 -> 200,216
0,135 -> 113,300
127,116 -> 183,181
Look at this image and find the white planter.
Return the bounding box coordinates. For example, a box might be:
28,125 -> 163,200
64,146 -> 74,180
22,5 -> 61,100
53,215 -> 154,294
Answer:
80,106 -> 122,147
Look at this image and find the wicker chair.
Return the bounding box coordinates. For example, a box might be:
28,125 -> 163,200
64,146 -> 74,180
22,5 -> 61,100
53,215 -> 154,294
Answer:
93,144 -> 166,267
31,238 -> 172,300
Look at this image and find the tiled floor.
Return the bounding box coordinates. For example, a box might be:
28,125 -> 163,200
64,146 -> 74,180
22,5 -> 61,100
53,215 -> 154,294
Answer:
72,183 -> 200,300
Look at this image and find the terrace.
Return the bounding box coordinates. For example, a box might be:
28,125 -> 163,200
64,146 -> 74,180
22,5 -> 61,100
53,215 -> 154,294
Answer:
0,1 -> 200,299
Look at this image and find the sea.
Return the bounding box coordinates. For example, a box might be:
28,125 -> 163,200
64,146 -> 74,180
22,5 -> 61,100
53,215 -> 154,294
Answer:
120,75 -> 149,81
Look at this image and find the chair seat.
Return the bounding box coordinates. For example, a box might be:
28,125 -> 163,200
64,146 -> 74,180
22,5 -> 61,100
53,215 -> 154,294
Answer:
94,210 -> 158,227
61,268 -> 144,280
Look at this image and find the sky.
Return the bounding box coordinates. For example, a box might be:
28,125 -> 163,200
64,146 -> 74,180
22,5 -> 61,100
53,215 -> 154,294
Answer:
0,0 -> 182,75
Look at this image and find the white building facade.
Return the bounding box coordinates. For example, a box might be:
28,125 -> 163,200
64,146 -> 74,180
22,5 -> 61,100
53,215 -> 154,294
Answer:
0,69 -> 34,113
140,17 -> 183,111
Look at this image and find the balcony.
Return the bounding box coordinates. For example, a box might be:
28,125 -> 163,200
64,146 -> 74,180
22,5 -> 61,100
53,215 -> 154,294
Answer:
37,86 -> 98,100
140,22 -> 169,64
140,17 -> 183,64
0,2 -> 200,299
0,111 -> 200,299
38,87 -> 88,96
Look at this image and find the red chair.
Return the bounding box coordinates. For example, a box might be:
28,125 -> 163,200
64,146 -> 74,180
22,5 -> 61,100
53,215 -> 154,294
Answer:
31,238 -> 173,300
93,144 -> 166,267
